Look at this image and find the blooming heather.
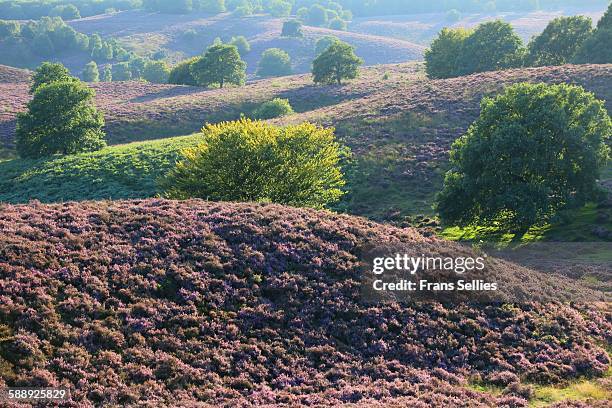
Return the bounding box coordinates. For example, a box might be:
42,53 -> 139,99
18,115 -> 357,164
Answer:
0,199 -> 609,406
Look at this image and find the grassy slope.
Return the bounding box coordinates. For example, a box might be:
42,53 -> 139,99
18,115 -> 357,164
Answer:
0,135 -> 198,203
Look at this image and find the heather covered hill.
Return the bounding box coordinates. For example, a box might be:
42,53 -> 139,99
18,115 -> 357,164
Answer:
0,199 -> 609,406
0,63 -> 423,147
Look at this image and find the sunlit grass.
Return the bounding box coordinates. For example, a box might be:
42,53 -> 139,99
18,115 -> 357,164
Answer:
0,134 -> 200,204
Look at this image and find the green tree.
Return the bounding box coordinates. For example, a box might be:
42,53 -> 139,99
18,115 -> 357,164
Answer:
82,61 -> 99,82
573,3 -> 612,64
16,80 -> 106,158
252,98 -> 294,119
456,20 -> 525,75
89,33 -> 102,53
307,4 -> 328,26
527,16 -> 593,66
50,4 -> 81,20
112,62 -> 132,80
128,55 -> 147,78
230,35 -> 250,56
191,44 -> 246,88
424,28 -> 471,79
143,60 -> 170,83
198,0 -> 225,13
93,41 -> 113,61
267,0 -> 291,17
0,20 -> 20,39
328,17 -> 347,31
436,83 -> 611,234
168,57 -> 201,85
315,35 -> 340,55
32,33 -> 55,57
281,19 -> 303,37
596,2 -> 612,30
296,7 -> 308,20
161,119 -> 346,208
257,48 -> 292,77
30,62 -> 76,94
101,65 -> 112,81
312,40 -> 363,85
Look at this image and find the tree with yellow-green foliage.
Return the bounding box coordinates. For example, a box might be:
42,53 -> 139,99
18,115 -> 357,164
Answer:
161,119 -> 347,208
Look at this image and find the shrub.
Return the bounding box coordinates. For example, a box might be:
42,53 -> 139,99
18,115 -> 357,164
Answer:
527,16 -> 593,66
16,80 -> 106,158
168,57 -> 200,86
82,61 -> 99,82
424,28 -> 471,79
30,62 -> 77,93
328,17 -> 347,31
436,83 -> 611,234
143,60 -> 170,83
161,119 -> 346,208
257,48 -> 292,77
281,19 -> 303,37
191,44 -> 246,88
455,20 -> 525,75
312,40 -> 363,85
252,98 -> 294,119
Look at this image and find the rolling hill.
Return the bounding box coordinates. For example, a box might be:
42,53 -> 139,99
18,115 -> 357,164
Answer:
1,63 -> 610,226
0,198 -> 609,406
68,10 -> 426,75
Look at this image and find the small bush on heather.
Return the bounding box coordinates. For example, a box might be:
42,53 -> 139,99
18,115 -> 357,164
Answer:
252,98 -> 294,120
161,119 -> 347,208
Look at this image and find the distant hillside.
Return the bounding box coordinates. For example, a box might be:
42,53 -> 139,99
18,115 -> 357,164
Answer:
0,198 -> 608,405
349,8 -> 608,45
68,10 -> 425,74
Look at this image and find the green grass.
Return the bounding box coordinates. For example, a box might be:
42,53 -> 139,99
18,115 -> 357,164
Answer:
466,367 -> 612,407
0,135 -> 201,204
529,379 -> 611,407
440,203 -> 612,244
